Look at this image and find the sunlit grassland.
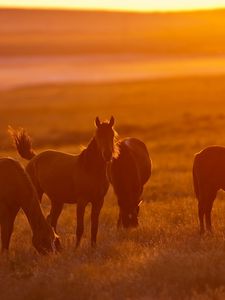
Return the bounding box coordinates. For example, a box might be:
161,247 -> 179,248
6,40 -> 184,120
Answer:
1,75 -> 225,299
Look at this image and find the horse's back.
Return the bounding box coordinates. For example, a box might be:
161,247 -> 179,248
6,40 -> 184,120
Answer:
27,150 -> 77,178
110,138 -> 151,194
0,157 -> 26,185
26,150 -> 78,202
123,138 -> 151,185
0,157 -> 20,171
28,150 -> 76,166
193,146 -> 225,191
0,157 -> 33,203
194,146 -> 225,173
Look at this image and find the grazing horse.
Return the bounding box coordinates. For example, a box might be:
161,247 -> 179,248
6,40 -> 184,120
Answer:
193,146 -> 225,234
108,138 -> 151,228
0,157 -> 56,254
9,117 -> 117,247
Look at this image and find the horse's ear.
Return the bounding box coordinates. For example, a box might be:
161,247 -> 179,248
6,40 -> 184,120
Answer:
95,117 -> 101,128
109,116 -> 115,127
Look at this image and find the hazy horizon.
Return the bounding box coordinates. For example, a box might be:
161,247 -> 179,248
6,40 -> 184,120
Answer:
1,7 -> 225,13
1,8 -> 225,90
0,0 -> 225,13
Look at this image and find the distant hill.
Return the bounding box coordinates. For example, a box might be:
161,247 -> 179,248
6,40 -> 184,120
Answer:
1,8 -> 225,56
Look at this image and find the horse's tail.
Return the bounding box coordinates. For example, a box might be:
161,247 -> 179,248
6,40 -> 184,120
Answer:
8,126 -> 36,160
192,155 -> 200,200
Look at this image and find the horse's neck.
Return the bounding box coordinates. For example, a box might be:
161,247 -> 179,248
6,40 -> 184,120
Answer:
21,193 -> 47,235
80,138 -> 106,173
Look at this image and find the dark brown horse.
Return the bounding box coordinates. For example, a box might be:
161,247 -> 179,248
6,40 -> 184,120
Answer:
108,138 -> 151,228
9,117 -> 117,247
193,146 -> 225,234
0,157 -> 56,254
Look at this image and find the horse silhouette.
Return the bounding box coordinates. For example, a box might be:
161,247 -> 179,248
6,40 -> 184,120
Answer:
9,117 -> 117,247
108,138 -> 151,228
0,157 -> 56,254
193,146 -> 225,234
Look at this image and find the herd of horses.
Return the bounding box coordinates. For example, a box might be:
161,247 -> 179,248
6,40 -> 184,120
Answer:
0,116 -> 224,254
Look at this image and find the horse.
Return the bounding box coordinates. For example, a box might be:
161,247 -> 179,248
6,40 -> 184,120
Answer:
193,146 -> 225,234
108,138 -> 151,228
0,157 -> 56,254
9,116 -> 117,247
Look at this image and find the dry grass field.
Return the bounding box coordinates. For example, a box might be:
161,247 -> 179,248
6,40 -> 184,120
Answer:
1,75 -> 225,299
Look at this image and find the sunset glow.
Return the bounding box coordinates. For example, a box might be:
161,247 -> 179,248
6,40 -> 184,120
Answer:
0,0 -> 225,11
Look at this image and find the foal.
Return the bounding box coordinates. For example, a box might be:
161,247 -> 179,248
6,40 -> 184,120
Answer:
0,158 -> 56,253
10,117 -> 117,247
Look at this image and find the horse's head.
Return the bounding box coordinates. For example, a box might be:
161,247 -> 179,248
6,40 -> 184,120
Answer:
120,200 -> 142,228
94,116 -> 116,162
32,225 -> 58,255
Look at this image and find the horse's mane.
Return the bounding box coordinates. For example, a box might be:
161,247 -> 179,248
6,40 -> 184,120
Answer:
79,127 -> 120,164
113,129 -> 120,159
78,138 -> 103,170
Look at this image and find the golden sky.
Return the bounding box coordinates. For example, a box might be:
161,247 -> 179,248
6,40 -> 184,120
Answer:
0,0 -> 225,11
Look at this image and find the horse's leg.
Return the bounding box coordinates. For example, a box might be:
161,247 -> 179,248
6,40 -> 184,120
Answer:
47,200 -> 63,251
198,185 -> 208,235
198,200 -> 205,235
1,207 -> 19,253
76,201 -> 86,248
205,190 -> 216,233
91,198 -> 104,247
